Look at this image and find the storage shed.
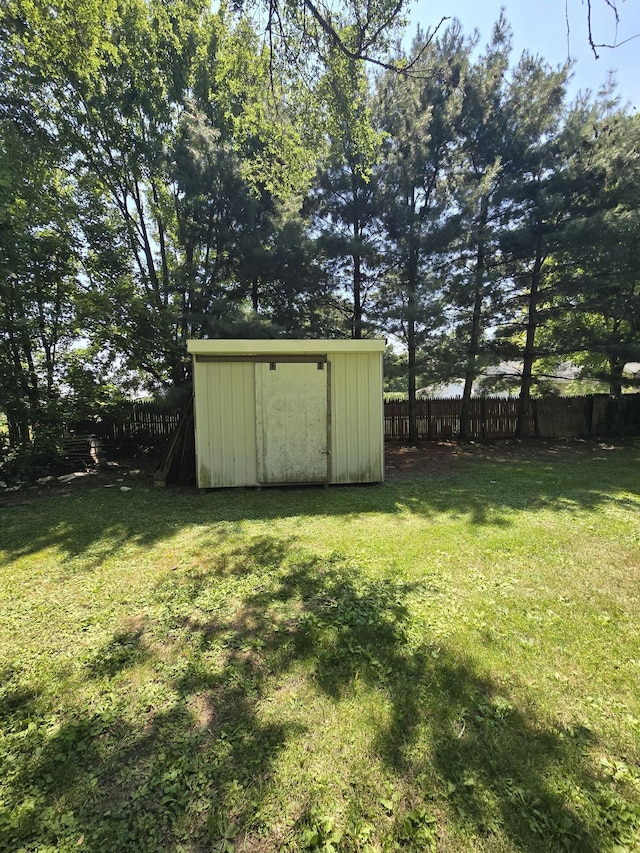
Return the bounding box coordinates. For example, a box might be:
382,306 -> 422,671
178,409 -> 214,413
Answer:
188,339 -> 385,488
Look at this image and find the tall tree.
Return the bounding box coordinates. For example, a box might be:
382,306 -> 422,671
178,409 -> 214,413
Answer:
2,0 -> 322,395
0,120 -> 78,447
539,103 -> 640,396
441,16 -> 512,438
375,25 -> 466,441
0,5 -> 87,447
492,53 -> 569,435
310,44 -> 384,338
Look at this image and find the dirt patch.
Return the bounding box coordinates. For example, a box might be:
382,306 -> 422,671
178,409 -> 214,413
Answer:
0,440 -> 631,506
383,437 -> 628,480
0,456 -> 160,507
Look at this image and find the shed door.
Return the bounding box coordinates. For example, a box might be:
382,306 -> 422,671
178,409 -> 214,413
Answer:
256,361 -> 329,484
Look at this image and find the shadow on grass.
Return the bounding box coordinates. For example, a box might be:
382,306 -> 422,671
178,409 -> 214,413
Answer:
2,534 -> 636,851
1,442 -> 639,566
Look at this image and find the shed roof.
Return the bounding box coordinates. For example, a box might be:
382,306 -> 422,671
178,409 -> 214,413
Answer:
187,339 -> 386,355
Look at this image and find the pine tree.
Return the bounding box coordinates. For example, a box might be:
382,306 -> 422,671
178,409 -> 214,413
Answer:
491,53 -> 570,434
442,16 -> 512,438
375,25 -> 466,441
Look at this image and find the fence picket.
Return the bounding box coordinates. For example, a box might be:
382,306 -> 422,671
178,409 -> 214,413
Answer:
71,395 -> 640,449
383,396 -> 640,440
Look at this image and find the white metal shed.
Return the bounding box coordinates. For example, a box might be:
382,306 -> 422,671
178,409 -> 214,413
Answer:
187,339 -> 385,488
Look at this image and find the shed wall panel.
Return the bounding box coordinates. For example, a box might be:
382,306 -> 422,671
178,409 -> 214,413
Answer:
330,352 -> 384,483
189,340 -> 384,488
194,361 -> 257,487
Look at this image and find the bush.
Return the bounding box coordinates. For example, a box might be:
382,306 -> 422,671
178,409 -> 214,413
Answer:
0,427 -> 63,484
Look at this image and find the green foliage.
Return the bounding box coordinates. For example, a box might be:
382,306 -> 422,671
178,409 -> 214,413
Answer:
0,0 -> 332,441
310,44 -> 385,337
3,0 -> 640,452
435,16 -> 513,428
541,109 -> 640,396
0,102 -> 79,447
373,25 -> 467,428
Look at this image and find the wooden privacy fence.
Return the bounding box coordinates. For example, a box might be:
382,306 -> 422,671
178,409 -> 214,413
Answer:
69,394 -> 640,451
69,402 -> 181,447
384,395 -> 640,441
107,402 -> 181,442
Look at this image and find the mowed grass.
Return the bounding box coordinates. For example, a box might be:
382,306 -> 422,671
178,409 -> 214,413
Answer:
1,442 -> 639,853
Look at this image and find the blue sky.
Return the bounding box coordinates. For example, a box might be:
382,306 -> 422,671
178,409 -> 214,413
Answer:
409,0 -> 640,108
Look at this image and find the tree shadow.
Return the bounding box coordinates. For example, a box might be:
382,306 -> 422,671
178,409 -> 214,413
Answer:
85,616 -> 150,679
2,532 -> 636,851
1,441 -> 639,566
373,650 -> 604,852
0,491 -> 191,566
0,666 -> 39,728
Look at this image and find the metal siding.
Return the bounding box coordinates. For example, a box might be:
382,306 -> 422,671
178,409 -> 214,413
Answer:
195,361 -> 257,487
369,353 -> 385,482
191,341 -> 383,488
356,355 -> 368,480
256,363 -> 328,483
330,352 -> 383,484
193,359 -> 209,488
330,353 -> 348,483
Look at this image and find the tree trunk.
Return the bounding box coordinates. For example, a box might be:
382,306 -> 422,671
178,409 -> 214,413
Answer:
460,197 -> 488,439
516,243 -> 543,438
352,186 -> 363,339
459,295 -> 481,439
352,250 -> 362,339
608,356 -> 624,398
407,304 -> 417,444
407,223 -> 419,443
151,180 -> 170,308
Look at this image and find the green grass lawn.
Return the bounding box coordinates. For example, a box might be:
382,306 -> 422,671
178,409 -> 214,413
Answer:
1,442 -> 639,852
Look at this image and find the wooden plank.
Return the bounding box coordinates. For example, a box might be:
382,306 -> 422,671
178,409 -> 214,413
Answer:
383,397 -> 523,440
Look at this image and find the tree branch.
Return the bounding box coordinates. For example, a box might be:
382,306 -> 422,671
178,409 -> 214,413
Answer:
585,0 -> 640,58
299,0 -> 449,74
